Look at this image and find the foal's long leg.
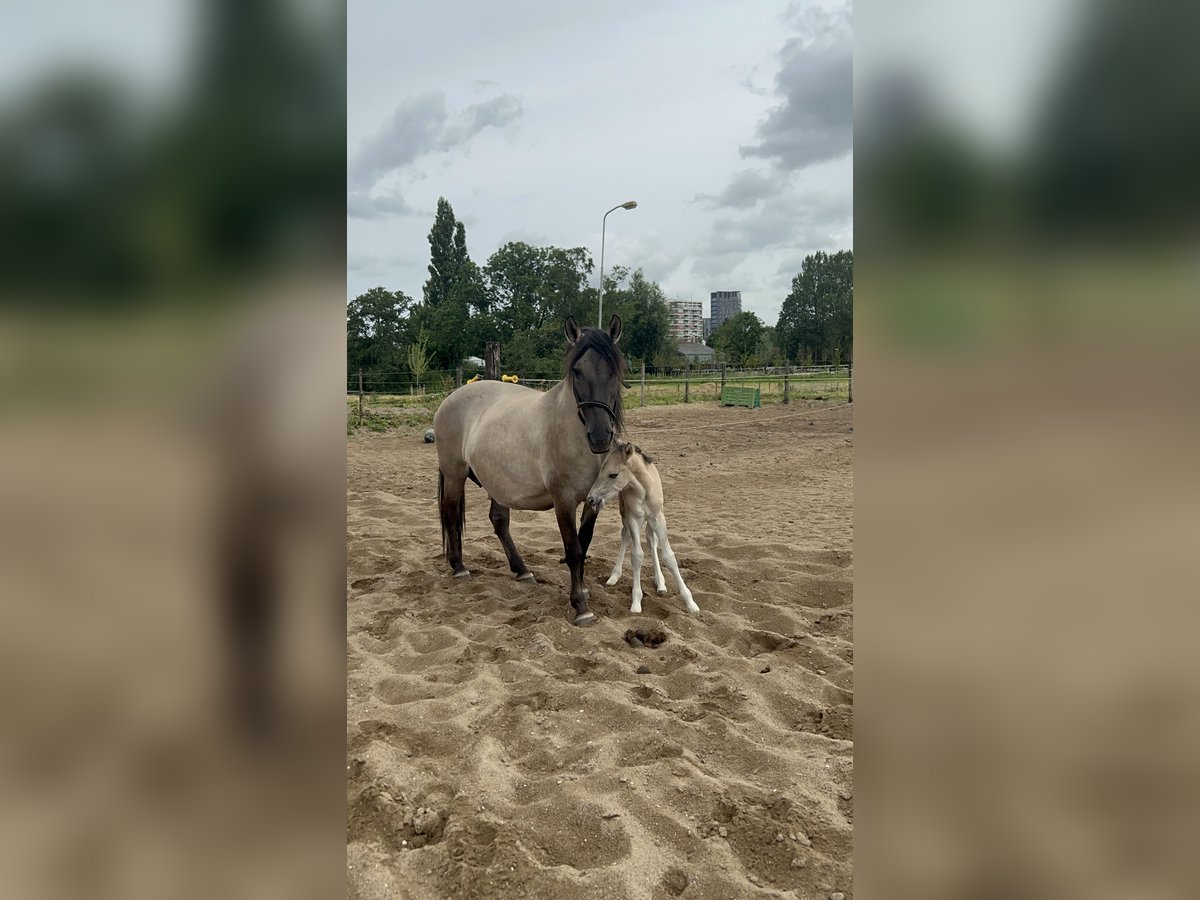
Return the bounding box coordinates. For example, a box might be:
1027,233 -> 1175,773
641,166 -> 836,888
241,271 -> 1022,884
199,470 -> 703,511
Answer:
653,514 -> 698,612
489,499 -> 534,582
555,503 -> 594,626
628,515 -> 645,614
647,527 -> 667,594
605,525 -> 628,586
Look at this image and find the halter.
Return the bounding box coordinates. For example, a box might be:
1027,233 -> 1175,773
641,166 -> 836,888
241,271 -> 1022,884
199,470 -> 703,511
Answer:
574,392 -> 618,453
576,399 -> 618,423
570,344 -> 621,451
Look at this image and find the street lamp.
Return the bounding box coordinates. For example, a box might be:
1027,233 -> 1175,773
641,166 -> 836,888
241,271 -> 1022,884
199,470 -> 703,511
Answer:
597,200 -> 638,329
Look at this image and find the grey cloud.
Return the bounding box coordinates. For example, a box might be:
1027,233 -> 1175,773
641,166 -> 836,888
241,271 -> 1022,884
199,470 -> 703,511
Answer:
740,4 -> 852,171
696,191 -> 851,260
347,190 -> 414,221
349,91 -> 448,190
694,169 -> 786,209
348,90 -> 523,191
440,94 -> 523,146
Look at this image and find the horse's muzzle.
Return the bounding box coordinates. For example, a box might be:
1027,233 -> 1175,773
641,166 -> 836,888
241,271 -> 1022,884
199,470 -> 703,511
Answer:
587,495 -> 605,511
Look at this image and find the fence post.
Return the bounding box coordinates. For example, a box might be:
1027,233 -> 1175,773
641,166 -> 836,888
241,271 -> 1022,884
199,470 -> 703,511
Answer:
485,342 -> 500,380
640,361 -> 646,408
720,363 -> 726,393
357,368 -> 364,427
455,367 -> 462,388
684,360 -> 690,403
783,372 -> 789,405
848,360 -> 853,404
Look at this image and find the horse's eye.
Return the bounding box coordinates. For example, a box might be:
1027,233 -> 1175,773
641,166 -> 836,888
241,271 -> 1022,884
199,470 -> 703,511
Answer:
608,473 -> 618,478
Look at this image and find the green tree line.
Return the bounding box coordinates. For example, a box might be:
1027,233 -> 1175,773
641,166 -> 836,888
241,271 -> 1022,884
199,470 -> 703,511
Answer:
348,198 -> 852,384
704,250 -> 853,367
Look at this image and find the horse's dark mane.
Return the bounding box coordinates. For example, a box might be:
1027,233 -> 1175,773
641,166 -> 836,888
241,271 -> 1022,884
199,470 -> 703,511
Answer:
632,444 -> 653,465
566,328 -> 628,432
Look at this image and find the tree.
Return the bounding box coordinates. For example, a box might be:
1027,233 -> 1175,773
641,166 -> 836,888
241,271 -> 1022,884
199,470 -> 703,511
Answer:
416,198 -> 480,368
407,334 -> 431,391
423,197 -> 459,309
480,242 -> 596,373
776,250 -> 853,364
709,311 -> 765,366
602,268 -> 674,365
347,286 -> 412,374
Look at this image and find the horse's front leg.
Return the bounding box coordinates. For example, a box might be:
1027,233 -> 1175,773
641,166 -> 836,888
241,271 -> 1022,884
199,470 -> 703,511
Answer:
578,502 -> 599,561
555,503 -> 594,626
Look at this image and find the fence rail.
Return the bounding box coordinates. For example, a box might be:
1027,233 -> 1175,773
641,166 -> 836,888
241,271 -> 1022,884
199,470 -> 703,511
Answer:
348,365 -> 850,429
345,364 -> 850,395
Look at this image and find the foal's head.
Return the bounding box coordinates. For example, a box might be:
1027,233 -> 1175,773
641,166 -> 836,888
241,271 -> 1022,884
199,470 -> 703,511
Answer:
564,315 -> 628,454
586,440 -> 647,510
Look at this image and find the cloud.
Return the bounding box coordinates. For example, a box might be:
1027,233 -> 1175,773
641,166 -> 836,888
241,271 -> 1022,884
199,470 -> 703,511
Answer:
740,3 -> 852,171
348,90 -> 524,192
440,94 -> 523,147
347,190 -> 414,221
348,91 -> 448,190
693,169 -> 787,210
347,251 -> 385,275
695,191 -> 851,261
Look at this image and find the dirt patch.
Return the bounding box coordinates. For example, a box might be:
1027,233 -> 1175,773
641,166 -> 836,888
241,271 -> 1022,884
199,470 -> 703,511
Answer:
624,628 -> 668,649
347,400 -> 853,898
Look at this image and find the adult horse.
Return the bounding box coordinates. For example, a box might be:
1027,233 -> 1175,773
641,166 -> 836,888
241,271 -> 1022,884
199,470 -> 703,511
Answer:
433,315 -> 628,626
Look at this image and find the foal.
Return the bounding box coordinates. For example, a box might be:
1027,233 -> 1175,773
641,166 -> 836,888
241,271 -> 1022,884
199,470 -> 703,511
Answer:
585,441 -> 699,615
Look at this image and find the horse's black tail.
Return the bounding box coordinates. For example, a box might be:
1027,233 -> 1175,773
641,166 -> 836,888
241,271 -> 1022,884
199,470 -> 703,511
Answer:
438,468 -> 446,558
437,467 -> 465,559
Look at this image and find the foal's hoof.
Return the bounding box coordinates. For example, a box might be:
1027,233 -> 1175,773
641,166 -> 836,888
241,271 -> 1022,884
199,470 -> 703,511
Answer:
517,572 -> 537,583
453,569 -> 472,580
572,611 -> 597,627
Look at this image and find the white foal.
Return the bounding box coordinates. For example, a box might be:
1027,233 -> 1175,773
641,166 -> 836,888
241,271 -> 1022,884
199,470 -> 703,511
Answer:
585,440 -> 699,615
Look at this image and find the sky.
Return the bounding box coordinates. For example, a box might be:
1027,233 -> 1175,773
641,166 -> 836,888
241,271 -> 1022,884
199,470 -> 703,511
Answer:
347,0 -> 854,325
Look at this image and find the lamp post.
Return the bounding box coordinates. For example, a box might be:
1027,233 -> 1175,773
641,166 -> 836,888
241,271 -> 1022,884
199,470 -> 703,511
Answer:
597,200 -> 638,329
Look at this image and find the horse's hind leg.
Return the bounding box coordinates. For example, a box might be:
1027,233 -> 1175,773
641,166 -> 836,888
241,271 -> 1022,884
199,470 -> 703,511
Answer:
489,499 -> 535,582
605,525 -> 628,586
647,527 -> 667,594
653,515 -> 698,613
438,468 -> 470,578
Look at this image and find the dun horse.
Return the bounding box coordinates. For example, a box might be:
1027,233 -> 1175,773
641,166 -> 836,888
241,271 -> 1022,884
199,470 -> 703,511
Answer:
433,316 -> 628,625
585,440 -> 699,615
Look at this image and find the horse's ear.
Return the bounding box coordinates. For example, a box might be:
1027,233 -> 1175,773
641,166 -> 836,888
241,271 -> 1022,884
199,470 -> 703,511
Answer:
564,317 -> 581,345
623,442 -> 634,457
608,314 -> 622,341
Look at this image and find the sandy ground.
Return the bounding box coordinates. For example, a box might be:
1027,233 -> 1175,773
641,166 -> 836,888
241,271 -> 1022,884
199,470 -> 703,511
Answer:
347,399 -> 853,899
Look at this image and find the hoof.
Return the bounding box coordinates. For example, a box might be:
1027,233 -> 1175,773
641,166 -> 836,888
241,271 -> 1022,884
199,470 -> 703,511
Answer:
573,611 -> 596,627
517,572 -> 537,583
630,605 -> 643,615
453,569 -> 472,580
656,587 -> 667,595
685,603 -> 700,613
